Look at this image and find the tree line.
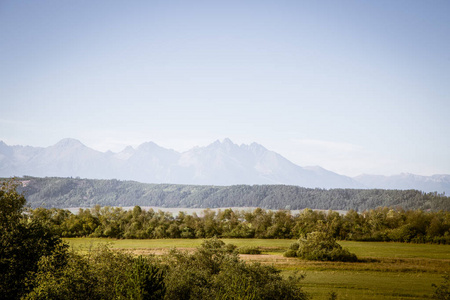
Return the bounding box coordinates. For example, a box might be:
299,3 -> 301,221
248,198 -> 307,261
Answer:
14,176 -> 450,211
30,205 -> 450,244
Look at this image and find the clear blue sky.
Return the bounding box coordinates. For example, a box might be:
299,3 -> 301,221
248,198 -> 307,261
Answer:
1,0 -> 449,176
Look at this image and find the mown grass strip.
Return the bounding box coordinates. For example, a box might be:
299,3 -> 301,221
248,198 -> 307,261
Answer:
296,271 -> 439,300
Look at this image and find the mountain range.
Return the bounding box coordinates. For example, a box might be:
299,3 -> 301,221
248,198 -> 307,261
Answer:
1,138 -> 449,194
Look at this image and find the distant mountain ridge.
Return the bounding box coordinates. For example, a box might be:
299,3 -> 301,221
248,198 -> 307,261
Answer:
1,138 -> 449,194
355,173 -> 450,195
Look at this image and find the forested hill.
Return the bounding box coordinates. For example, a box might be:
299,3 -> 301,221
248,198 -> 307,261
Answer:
12,177 -> 450,211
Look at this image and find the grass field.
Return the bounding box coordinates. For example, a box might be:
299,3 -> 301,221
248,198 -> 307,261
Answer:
64,238 -> 450,299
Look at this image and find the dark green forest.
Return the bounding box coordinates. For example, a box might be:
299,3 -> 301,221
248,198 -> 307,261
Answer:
13,176 -> 450,211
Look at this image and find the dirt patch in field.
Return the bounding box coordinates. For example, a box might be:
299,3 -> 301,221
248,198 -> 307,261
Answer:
239,254 -> 290,263
124,247 -> 197,256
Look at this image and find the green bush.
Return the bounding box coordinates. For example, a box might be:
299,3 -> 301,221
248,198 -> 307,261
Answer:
290,242 -> 300,250
238,246 -> 262,254
289,231 -> 358,262
163,237 -> 309,300
23,248 -> 97,300
0,180 -> 66,300
26,240 -> 309,300
119,256 -> 166,300
25,246 -> 166,300
283,249 -> 298,257
432,273 -> 450,300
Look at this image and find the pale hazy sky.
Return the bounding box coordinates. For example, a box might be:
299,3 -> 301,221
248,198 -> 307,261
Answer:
1,1 -> 449,177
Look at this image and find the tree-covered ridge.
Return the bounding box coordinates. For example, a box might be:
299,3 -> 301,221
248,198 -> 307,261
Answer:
30,205 -> 450,244
13,176 -> 450,211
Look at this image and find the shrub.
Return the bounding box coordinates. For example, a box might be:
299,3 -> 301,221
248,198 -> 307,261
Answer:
23,248 -> 97,300
290,242 -> 300,251
238,246 -> 262,254
25,246 -> 165,300
432,273 -> 450,300
283,249 -> 298,257
290,231 -> 358,262
0,180 -> 66,300
328,291 -> 338,300
163,237 -> 309,300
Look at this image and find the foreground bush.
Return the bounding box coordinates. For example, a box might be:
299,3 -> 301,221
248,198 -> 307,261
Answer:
432,273 -> 450,300
0,181 -> 65,300
25,246 -> 165,300
163,237 -> 309,300
284,231 -> 358,262
24,238 -> 308,300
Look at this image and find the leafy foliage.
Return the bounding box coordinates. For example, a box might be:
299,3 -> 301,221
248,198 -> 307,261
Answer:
25,245 -> 165,300
432,273 -> 450,300
23,204 -> 450,244
162,237 -> 309,300
27,238 -> 308,300
0,180 -> 65,300
289,231 -> 358,262
23,246 -> 97,300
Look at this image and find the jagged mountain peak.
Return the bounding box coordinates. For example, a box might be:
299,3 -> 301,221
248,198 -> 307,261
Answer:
121,145 -> 135,153
209,138 -> 237,147
249,141 -> 266,148
136,142 -> 178,156
114,146 -> 135,160
207,139 -> 268,154
52,138 -> 85,149
137,141 -> 160,151
117,146 -> 136,155
222,137 -> 234,145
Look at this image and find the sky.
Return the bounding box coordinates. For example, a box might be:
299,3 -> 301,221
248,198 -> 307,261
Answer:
1,0 -> 449,177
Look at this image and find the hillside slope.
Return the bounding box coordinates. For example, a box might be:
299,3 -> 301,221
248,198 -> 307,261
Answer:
15,177 -> 450,211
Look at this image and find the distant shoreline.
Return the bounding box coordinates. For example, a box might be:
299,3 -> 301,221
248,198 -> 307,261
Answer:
64,206 -> 348,216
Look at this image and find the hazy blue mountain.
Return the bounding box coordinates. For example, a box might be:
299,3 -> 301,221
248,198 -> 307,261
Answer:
170,138 -> 356,187
1,138 -> 448,193
120,142 -> 180,183
0,141 -> 44,177
354,173 -> 450,195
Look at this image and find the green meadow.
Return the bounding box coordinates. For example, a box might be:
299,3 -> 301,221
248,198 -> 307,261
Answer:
64,238 -> 450,299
